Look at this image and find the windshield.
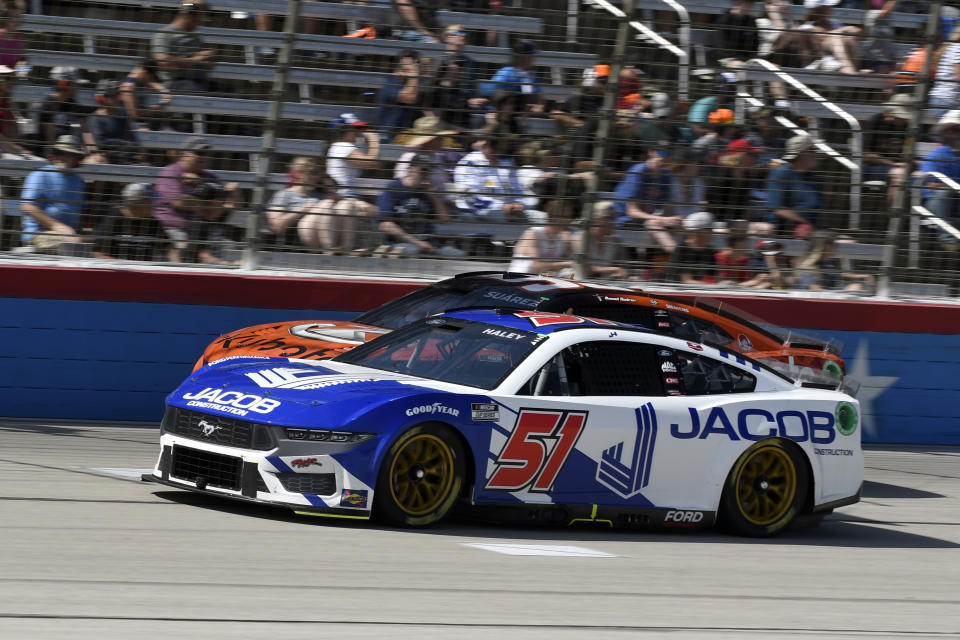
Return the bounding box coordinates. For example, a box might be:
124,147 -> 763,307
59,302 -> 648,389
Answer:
353,283 -> 541,330
334,318 -> 543,389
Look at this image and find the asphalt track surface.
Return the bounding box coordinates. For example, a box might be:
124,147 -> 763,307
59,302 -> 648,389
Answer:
1,421 -> 958,640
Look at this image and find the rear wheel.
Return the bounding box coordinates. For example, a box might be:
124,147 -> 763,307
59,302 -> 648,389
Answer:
375,423 -> 465,527
720,439 -> 808,537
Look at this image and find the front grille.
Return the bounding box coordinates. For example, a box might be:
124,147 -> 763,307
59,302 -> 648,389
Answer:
171,446 -> 242,491
277,473 -> 337,495
163,407 -> 275,450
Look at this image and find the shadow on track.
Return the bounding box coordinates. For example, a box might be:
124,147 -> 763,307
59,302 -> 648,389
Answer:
862,480 -> 944,499
148,489 -> 960,550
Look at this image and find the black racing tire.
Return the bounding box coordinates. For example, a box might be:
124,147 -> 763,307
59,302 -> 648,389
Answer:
719,438 -> 809,537
375,422 -> 466,528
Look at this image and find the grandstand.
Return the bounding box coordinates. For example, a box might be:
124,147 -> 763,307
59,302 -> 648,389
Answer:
1,0 -> 957,298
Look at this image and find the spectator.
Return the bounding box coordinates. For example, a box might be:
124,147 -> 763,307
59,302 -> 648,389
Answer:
859,0 -> 899,74
0,8 -> 25,71
326,113 -> 379,219
19,135 -> 86,253
453,135 -> 527,222
376,154 -> 465,257
378,49 -> 427,139
668,211 -> 718,286
37,67 -> 90,147
575,202 -> 629,279
92,183 -> 169,261
863,94 -> 912,210
516,138 -> 562,214
743,106 -> 786,166
920,112 -> 960,245
86,79 -> 141,165
714,231 -> 753,284
765,134 -> 822,235
393,116 -> 461,220
481,40 -> 544,113
669,147 -> 708,219
266,156 -> 342,250
706,138 -> 768,230
551,64 -> 609,168
795,231 -> 875,292
151,0 -> 215,93
119,58 -> 172,131
793,1 -> 861,75
178,177 -> 240,265
744,239 -> 794,289
611,146 -> 679,252
928,26 -> 960,115
477,89 -> 526,137
0,63 -> 31,156
714,0 -> 759,67
394,0 -> 441,43
153,136 -> 228,262
508,199 -> 576,275
428,24 -> 485,129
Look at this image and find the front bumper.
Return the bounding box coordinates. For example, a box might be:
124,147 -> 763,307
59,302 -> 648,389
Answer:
144,435 -> 374,519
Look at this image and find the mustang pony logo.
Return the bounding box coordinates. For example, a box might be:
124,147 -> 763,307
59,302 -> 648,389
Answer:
596,403 -> 658,498
199,420 -> 220,437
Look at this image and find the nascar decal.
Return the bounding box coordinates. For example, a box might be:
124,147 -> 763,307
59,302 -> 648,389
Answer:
245,367 -> 374,390
181,388 -> 281,416
597,402 -> 657,499
485,409 -> 587,492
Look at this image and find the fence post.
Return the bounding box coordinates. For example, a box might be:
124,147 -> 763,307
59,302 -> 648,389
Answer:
242,0 -> 302,271
574,0 -> 633,281
880,0 -> 942,295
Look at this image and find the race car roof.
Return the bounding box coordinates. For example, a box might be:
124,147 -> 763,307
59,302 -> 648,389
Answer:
441,308 -> 642,335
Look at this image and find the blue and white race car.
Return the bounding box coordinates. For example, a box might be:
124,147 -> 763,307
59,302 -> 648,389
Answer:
144,309 -> 863,537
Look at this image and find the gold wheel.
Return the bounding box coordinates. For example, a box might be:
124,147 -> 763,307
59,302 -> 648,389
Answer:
387,433 -> 456,517
732,444 -> 798,526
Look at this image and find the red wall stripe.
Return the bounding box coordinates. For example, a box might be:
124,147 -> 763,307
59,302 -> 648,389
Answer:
2,264 -> 958,334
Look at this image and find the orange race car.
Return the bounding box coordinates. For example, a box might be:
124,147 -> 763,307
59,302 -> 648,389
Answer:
195,272 -> 845,377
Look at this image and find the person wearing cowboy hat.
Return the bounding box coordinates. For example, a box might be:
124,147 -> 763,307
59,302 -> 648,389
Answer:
19,134 -> 87,253
920,111 -> 960,245
764,134 -> 822,235
393,115 -> 460,221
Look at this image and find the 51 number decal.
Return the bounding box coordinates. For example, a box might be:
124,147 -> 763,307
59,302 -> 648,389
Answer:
485,409 -> 587,492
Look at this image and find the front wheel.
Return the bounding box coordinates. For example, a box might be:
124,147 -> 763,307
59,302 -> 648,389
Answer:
719,439 -> 808,537
375,423 -> 466,528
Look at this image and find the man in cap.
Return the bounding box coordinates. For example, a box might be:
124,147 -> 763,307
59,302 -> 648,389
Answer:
151,0 -> 215,94
481,40 -> 543,113
92,183 -> 168,261
863,93 -> 912,210
667,210 -> 718,285
325,113 -> 379,224
119,58 -> 172,131
920,111 -> 960,245
765,134 -> 822,234
86,79 -> 141,164
37,67 -> 91,147
19,134 -> 87,253
153,136 -> 233,261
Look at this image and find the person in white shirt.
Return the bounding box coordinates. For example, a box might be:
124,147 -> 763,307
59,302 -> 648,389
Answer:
508,199 -> 575,275
453,136 -> 527,222
325,113 -> 379,239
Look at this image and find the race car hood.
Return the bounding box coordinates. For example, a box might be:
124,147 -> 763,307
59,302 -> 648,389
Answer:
196,320 -> 390,370
170,358 -> 450,429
